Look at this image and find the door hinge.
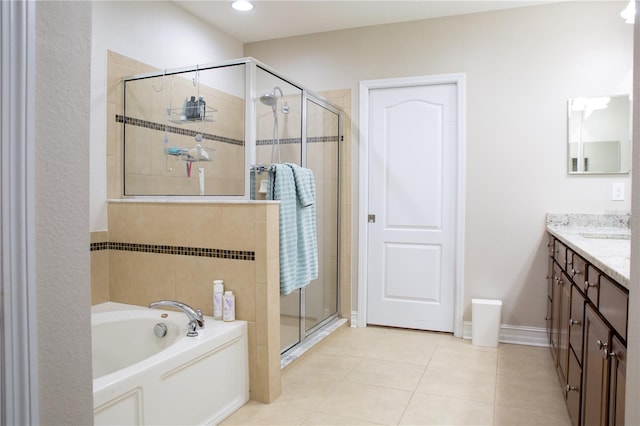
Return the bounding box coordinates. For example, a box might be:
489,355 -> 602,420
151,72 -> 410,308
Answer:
368,214 -> 376,223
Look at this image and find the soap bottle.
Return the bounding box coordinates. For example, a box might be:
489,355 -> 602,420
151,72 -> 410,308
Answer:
223,291 -> 235,322
187,96 -> 197,119
213,280 -> 224,320
198,96 -> 206,120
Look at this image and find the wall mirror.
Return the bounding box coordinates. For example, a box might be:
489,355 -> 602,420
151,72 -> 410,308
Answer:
567,95 -> 631,174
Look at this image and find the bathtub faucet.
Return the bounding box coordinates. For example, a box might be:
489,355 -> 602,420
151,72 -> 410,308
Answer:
149,300 -> 205,337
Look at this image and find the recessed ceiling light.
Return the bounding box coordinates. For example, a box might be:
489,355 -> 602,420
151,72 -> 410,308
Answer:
231,0 -> 254,12
621,0 -> 635,23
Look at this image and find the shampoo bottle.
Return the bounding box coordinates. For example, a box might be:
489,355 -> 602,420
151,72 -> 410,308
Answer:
223,291 -> 235,322
213,280 -> 224,320
198,96 -> 206,120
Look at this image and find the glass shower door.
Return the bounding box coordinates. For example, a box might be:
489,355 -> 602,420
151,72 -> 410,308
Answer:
303,96 -> 340,334
254,66 -> 303,353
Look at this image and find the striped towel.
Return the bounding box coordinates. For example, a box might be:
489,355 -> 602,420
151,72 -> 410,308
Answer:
267,163 -> 318,296
287,163 -> 318,293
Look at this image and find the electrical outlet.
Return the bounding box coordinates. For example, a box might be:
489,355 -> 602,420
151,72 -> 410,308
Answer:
612,182 -> 625,201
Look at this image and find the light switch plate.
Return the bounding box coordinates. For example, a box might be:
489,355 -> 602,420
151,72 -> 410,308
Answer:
612,182 -> 625,201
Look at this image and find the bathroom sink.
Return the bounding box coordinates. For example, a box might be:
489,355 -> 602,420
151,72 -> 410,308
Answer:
579,232 -> 630,240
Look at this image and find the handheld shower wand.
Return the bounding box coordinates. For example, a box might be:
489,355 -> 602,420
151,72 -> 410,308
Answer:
260,86 -> 289,164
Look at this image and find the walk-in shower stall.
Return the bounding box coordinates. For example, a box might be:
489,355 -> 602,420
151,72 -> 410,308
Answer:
121,58 -> 342,354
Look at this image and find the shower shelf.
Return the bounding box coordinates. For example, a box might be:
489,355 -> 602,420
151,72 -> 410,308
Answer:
166,106 -> 217,125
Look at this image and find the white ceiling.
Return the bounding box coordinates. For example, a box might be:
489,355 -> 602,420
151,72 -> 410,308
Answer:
172,1 -> 554,44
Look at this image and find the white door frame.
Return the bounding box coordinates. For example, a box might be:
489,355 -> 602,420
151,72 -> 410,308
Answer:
1,0 -> 39,424
357,74 -> 466,338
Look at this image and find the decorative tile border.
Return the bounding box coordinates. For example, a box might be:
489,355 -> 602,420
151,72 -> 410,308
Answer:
256,135 -> 339,145
90,241 -> 255,261
116,114 -> 339,147
116,114 -> 244,146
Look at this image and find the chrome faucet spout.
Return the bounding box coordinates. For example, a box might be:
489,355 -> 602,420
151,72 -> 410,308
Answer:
149,300 -> 205,337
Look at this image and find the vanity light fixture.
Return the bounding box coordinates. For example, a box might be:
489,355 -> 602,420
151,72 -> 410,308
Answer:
621,0 -> 635,23
231,0 -> 254,11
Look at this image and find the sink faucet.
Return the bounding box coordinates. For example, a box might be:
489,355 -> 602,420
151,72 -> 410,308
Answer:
149,300 -> 204,337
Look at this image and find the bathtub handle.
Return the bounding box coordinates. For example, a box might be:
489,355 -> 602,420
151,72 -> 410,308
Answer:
149,300 -> 205,337
186,320 -> 198,337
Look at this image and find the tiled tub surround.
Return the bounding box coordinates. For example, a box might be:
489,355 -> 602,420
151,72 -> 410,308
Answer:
106,52 -> 352,325
546,213 -> 630,287
92,201 -> 281,403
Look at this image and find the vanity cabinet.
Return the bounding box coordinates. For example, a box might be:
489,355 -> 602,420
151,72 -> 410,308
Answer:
582,305 -> 611,426
546,234 -> 628,426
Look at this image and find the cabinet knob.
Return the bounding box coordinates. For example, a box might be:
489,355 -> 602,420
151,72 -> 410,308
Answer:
596,340 -> 608,350
585,281 -> 598,290
566,384 -> 578,392
545,316 -> 551,321
572,268 -> 582,275
606,350 -> 617,359
569,319 -> 581,326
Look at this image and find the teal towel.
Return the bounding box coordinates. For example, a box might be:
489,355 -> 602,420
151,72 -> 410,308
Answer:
267,164 -> 318,296
287,163 -> 318,293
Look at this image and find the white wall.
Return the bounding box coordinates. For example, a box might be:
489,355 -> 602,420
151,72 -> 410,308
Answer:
36,2 -> 93,422
626,5 -> 639,424
90,1 -> 244,231
245,2 -> 633,327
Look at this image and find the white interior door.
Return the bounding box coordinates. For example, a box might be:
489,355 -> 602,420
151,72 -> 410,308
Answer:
366,82 -> 458,332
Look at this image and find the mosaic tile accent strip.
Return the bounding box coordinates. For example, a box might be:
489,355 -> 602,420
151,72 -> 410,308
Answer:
90,241 -> 255,261
116,115 -> 244,146
116,114 -> 339,147
256,135 -> 339,146
91,241 -> 109,251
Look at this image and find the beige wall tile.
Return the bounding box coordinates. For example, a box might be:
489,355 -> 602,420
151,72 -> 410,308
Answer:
105,200 -> 280,403
91,250 -> 109,305
174,256 -> 226,317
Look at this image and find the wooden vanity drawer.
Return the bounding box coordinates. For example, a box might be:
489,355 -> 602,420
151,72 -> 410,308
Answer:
554,240 -> 567,271
566,350 -> 582,426
598,275 -> 628,340
548,234 -> 556,256
585,265 -> 600,304
569,285 -> 585,363
570,254 -> 587,289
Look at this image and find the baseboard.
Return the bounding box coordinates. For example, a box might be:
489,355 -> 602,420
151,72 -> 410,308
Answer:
350,311 -> 358,327
463,321 -> 549,347
350,314 -> 548,347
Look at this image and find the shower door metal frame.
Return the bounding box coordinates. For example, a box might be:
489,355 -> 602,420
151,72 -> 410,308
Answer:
293,91 -> 343,351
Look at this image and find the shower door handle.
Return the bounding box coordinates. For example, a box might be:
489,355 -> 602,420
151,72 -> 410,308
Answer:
368,214 -> 376,223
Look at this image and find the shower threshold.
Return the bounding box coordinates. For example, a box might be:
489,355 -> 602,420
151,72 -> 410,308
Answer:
280,317 -> 348,370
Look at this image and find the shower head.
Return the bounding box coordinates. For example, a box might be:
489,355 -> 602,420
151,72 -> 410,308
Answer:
260,92 -> 277,107
259,87 -> 289,114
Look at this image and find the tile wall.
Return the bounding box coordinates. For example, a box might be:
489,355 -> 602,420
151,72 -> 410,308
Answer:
116,53 -> 245,196
93,51 -> 353,404
91,201 -> 282,403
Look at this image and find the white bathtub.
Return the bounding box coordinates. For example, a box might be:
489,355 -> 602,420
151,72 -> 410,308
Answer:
92,302 -> 249,425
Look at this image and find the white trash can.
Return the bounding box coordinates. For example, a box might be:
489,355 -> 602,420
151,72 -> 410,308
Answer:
472,298 -> 503,347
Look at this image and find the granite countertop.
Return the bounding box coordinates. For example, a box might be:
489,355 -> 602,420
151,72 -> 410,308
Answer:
546,214 -> 630,289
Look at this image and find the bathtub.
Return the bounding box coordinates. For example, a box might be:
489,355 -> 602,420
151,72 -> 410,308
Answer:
92,302 -> 249,425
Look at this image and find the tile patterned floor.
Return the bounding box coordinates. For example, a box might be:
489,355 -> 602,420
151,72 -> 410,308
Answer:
222,326 -> 571,425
